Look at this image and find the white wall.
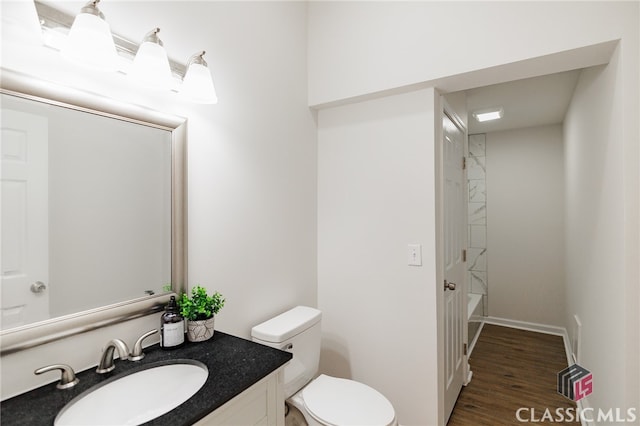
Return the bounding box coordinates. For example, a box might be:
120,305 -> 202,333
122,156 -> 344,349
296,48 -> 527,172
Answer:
317,88 -> 439,426
181,2 -> 318,338
1,1 -> 316,399
564,46 -> 639,415
308,1 -> 636,107
485,125 -> 565,326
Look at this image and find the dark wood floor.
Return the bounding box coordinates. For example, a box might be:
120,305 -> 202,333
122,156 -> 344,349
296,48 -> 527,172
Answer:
447,324 -> 579,426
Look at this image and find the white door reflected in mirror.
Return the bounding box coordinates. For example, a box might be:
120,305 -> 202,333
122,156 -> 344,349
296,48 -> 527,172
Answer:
1,108 -> 50,328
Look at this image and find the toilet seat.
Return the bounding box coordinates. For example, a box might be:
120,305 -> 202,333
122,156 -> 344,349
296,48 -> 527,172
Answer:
302,374 -> 396,426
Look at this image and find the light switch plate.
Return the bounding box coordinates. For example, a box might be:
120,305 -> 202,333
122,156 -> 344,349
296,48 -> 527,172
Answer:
408,244 -> 422,266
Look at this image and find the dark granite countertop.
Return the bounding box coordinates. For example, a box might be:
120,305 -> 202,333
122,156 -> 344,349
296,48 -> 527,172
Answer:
0,331 -> 292,426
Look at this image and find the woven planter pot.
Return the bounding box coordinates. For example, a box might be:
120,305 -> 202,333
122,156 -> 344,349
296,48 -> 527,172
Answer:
186,317 -> 215,342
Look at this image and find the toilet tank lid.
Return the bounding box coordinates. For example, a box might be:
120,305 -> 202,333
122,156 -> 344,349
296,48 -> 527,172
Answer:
251,306 -> 321,343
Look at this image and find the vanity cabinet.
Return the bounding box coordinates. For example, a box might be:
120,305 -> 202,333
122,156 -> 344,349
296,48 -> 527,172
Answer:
196,368 -> 285,426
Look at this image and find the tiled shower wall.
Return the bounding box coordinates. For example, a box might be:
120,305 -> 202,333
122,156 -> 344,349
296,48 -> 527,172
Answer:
468,134 -> 487,315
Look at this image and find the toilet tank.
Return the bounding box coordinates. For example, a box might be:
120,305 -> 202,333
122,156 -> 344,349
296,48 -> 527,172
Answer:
251,306 -> 322,398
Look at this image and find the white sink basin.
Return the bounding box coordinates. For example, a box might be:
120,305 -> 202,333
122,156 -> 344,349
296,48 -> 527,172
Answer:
55,360 -> 208,426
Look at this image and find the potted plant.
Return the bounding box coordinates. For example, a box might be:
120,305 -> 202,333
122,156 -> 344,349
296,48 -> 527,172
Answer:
177,285 -> 225,342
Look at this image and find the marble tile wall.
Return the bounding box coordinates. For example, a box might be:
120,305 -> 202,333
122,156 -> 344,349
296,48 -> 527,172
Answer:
468,134 -> 487,314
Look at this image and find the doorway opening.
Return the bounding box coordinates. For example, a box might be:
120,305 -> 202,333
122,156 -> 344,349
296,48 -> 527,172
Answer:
441,60 -> 612,425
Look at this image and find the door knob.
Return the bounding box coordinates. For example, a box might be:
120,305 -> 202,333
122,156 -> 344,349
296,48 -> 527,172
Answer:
30,281 -> 47,293
444,280 -> 456,291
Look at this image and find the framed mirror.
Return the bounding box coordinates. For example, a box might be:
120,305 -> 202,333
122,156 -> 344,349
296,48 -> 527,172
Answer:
0,69 -> 187,354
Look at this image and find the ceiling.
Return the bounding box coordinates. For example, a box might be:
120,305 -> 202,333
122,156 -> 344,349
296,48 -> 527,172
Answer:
463,69 -> 581,134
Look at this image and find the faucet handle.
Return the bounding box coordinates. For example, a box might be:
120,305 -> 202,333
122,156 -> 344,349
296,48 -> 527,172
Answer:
130,329 -> 159,361
34,364 -> 79,389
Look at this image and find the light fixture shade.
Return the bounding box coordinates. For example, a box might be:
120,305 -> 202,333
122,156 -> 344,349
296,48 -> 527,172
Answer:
61,1 -> 117,71
129,28 -> 173,90
181,52 -> 218,104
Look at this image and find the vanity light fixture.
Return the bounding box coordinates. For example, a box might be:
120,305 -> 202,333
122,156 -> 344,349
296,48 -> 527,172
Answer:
472,107 -> 504,123
60,0 -> 118,71
129,28 -> 173,90
180,51 -> 218,104
34,0 -> 219,103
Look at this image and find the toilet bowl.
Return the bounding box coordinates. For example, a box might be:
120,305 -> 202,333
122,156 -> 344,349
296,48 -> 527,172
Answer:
251,306 -> 397,426
289,374 -> 397,426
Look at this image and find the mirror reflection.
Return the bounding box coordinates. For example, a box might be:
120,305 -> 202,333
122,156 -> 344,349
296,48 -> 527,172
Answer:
1,92 -> 172,331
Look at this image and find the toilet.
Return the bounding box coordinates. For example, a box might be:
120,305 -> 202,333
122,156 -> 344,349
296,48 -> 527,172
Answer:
251,306 -> 397,426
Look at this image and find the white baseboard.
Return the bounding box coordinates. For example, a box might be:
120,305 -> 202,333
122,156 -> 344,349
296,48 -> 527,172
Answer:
483,316 -> 567,336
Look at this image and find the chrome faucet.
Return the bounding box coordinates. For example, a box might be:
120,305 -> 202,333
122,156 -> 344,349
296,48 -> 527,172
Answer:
96,339 -> 130,374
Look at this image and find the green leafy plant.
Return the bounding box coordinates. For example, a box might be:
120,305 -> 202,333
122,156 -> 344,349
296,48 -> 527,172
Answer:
177,285 -> 225,321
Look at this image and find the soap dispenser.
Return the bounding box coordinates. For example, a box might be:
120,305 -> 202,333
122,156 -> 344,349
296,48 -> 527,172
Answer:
160,296 -> 185,349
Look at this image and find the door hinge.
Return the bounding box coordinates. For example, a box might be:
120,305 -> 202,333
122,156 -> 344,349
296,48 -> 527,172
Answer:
462,157 -> 466,170
462,249 -> 467,262
464,343 -> 468,356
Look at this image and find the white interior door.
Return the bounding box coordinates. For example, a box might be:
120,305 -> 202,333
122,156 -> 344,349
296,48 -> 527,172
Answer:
1,108 -> 49,329
443,109 -> 467,422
